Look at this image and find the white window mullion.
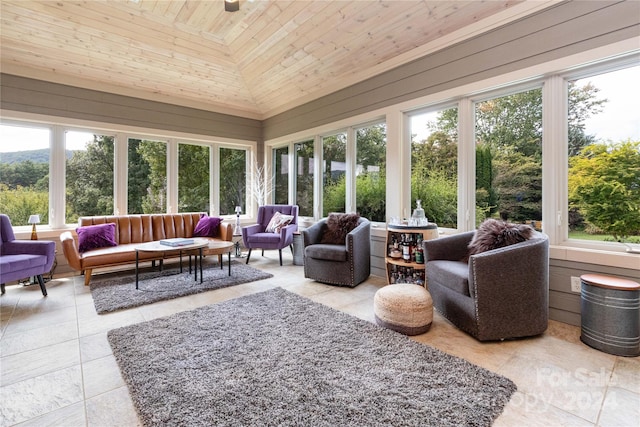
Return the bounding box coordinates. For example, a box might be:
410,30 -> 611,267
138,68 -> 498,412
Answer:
113,133 -> 127,215
384,110 -> 404,221
345,127 -> 356,213
211,145 -> 220,216
313,135 -> 323,219
457,98 -> 475,232
50,125 -> 66,228
542,75 -> 568,245
166,139 -> 178,213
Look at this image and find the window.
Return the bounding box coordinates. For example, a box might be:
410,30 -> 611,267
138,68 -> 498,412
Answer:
273,146 -> 289,204
178,142 -> 210,213
474,88 -> 543,228
410,110 -> 457,228
65,131 -> 115,223
219,147 -> 246,215
356,123 -> 386,222
322,132 -> 346,216
567,65 -> 640,243
0,124 -> 50,226
128,138 -> 167,214
295,140 -> 314,217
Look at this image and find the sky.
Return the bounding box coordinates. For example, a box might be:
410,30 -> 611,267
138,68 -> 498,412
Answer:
1,66 -> 638,153
411,65 -> 640,143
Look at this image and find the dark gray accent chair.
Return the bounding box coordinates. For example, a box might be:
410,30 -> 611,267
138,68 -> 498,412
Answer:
423,231 -> 549,341
302,217 -> 370,287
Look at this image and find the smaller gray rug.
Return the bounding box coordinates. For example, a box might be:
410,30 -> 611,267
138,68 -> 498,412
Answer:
90,260 -> 273,314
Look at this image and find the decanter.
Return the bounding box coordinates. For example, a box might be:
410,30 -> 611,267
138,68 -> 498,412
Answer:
411,200 -> 427,225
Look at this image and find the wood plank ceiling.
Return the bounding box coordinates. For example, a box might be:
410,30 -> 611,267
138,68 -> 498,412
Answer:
0,0 -> 547,119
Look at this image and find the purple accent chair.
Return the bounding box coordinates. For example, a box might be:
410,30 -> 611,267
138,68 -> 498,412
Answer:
0,214 -> 55,296
242,205 -> 298,266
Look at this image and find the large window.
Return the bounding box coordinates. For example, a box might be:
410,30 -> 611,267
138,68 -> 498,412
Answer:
410,110 -> 457,228
567,65 -> 640,244
0,124 -> 50,226
295,140 -> 314,217
178,143 -> 210,213
322,132 -> 346,216
65,131 -> 114,223
474,88 -> 543,228
356,123 -> 386,222
273,146 -> 289,204
127,138 -> 167,214
219,147 -> 246,215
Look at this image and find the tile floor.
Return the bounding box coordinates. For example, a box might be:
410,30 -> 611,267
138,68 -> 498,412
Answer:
1,252 -> 638,426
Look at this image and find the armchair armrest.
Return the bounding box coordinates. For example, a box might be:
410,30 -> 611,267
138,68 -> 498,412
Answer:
302,220 -> 325,247
219,223 -> 233,241
3,240 -> 56,273
423,231 -> 474,261
346,219 -> 371,259
241,224 -> 262,240
60,231 -> 83,271
279,223 -> 298,246
469,235 -> 549,339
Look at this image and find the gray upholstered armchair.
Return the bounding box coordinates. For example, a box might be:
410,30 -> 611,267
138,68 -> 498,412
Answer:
302,216 -> 370,287
423,231 -> 549,341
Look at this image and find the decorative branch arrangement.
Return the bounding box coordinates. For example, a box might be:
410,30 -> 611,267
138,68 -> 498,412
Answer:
251,163 -> 274,207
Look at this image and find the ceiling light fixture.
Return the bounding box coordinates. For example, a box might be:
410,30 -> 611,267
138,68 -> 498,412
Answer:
224,0 -> 239,12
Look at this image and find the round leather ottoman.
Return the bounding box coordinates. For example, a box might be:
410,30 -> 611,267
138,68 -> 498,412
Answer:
374,284 -> 433,335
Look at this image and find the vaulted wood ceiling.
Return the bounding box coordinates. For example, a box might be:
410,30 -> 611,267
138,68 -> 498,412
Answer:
0,1 -> 552,119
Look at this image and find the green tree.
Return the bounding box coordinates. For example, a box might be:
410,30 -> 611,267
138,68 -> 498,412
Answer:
0,160 -> 48,190
127,139 -> 152,214
179,144 -> 210,213
65,135 -> 114,223
0,184 -> 48,226
219,148 -> 246,215
412,131 -> 457,179
569,141 -> 640,241
355,124 -> 386,221
136,140 -> 167,214
493,151 -> 542,221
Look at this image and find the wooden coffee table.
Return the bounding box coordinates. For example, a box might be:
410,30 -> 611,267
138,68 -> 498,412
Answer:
134,239 -> 209,289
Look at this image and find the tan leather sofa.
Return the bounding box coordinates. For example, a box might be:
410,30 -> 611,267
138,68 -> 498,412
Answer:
60,213 -> 233,286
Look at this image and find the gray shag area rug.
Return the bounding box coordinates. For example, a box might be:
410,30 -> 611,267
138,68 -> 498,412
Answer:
107,287 -> 517,426
90,260 -> 273,314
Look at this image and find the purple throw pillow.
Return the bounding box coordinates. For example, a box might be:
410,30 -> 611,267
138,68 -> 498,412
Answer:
77,223 -> 118,253
193,215 -> 222,238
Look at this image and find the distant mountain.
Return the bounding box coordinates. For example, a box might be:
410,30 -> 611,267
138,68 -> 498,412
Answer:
0,149 -> 76,164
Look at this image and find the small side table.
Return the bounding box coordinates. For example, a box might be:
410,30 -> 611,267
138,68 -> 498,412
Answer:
580,274 -> 640,357
292,231 -> 304,266
232,234 -> 244,258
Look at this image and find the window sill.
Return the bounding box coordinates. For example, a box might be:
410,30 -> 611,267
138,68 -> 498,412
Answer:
550,245 -> 640,271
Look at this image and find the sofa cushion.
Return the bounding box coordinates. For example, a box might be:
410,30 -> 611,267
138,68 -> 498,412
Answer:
320,213 -> 360,244
264,211 -> 294,233
77,223 -> 118,253
193,215 -> 222,238
427,260 -> 470,297
305,244 -> 348,262
468,219 -> 534,256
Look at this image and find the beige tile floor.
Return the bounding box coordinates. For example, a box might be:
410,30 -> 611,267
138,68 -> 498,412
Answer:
1,251 -> 638,426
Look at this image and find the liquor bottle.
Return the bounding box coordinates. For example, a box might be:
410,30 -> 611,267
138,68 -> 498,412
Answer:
415,234 -> 424,264
402,234 -> 411,262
